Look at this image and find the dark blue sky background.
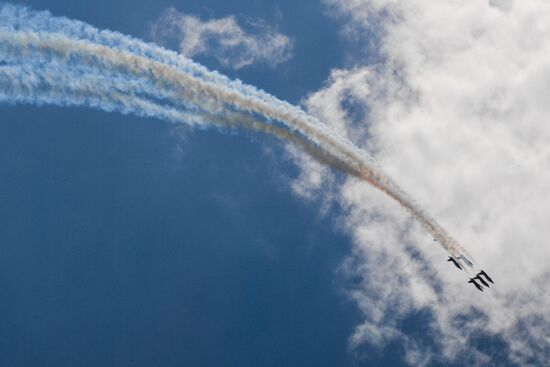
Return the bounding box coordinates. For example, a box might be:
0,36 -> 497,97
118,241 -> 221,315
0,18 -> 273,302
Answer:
0,1 -> 363,366
0,1 -> 506,366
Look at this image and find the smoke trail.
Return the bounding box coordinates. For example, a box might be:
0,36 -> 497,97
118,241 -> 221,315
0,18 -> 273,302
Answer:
0,62 -> 353,174
0,4 -> 473,264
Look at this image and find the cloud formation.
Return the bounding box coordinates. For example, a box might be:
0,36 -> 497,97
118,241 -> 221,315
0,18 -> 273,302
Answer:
295,0 -> 550,365
150,8 -> 293,69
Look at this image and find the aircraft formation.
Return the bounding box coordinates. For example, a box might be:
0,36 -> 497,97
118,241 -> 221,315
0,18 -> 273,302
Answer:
433,238 -> 494,292
447,256 -> 494,292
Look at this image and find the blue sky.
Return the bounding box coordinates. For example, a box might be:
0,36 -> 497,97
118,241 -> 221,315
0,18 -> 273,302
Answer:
3,0 -> 547,366
0,1 -> 363,366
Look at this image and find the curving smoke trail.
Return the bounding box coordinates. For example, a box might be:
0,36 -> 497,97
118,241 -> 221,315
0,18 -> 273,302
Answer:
0,4 -> 473,264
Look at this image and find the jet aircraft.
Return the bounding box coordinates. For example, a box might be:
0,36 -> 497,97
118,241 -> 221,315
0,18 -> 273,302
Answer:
447,256 -> 463,270
478,270 -> 494,284
468,278 -> 484,292
475,275 -> 490,288
458,255 -> 474,268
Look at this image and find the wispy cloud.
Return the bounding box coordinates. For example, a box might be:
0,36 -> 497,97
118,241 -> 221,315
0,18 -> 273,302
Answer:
150,7 -> 293,69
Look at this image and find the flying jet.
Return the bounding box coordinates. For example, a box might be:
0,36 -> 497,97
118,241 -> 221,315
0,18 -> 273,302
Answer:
475,275 -> 490,288
458,255 -> 474,268
478,270 -> 494,284
468,278 -> 484,292
447,256 -> 463,270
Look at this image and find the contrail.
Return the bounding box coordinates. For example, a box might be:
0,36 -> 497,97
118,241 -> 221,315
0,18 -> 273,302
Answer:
0,4 -> 473,264
0,62 -> 355,173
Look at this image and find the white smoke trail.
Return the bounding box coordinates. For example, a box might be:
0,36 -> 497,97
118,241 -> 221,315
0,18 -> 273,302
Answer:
0,62 -> 343,166
0,4 -> 473,266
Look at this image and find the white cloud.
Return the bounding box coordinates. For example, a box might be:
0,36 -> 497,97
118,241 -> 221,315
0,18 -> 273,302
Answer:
294,0 -> 550,365
150,8 -> 293,69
